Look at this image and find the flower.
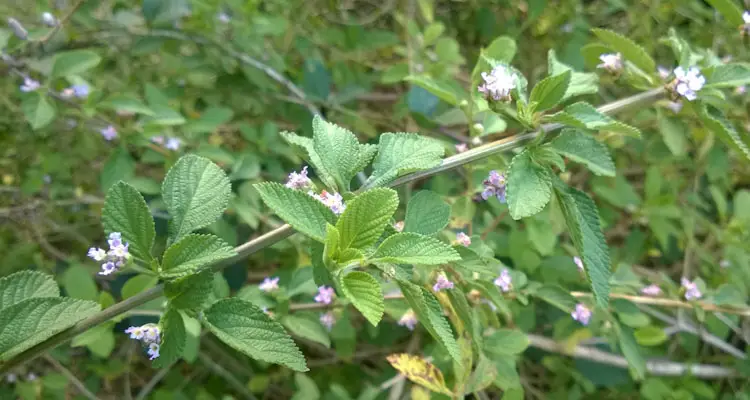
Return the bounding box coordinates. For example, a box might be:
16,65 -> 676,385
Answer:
494,269 -> 512,292
100,262 -> 117,275
151,136 -> 165,145
87,247 -> 107,262
432,273 -> 454,292
26,373 -> 37,381
125,326 -> 145,340
217,12 -> 231,24
126,324 -> 161,359
165,137 -> 181,151
720,259 -> 731,269
7,18 -> 28,40
481,170 -> 507,203
320,311 -> 336,331
259,276 -> 280,292
142,325 -> 161,344
6,373 -> 16,383
20,77 -> 40,92
89,232 -> 130,275
41,12 -> 57,26
671,66 -> 705,101
735,86 -> 747,95
665,101 -> 683,114
309,190 -> 346,215
99,125 -> 118,141
681,277 -> 702,301
314,286 -> 335,304
657,66 -> 671,80
285,166 -> 312,190
456,232 -> 471,247
393,221 -> 405,232
147,343 -> 160,360
573,256 -> 584,272
478,65 -> 516,102
571,303 -> 592,325
742,11 -> 750,35
641,284 -> 662,296
398,309 -> 418,330
597,53 -> 623,74
455,143 -> 468,153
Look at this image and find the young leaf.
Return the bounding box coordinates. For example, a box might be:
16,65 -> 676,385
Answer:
102,181 -> 156,262
547,50 -> 598,101
465,355 -> 498,394
657,112 -> 689,157
61,265 -> 98,301
706,0 -> 745,26
152,309 -> 186,368
203,298 -> 308,372
386,353 -> 453,396
323,224 -> 341,269
704,63 -> 750,88
404,190 -> 451,235
336,188 -> 399,250
0,271 -> 59,311
506,150 -> 553,220
21,92 -> 56,130
615,321 -> 646,380
365,133 -> 444,188
341,272 -> 384,326
255,182 -> 336,242
548,102 -> 641,138
282,315 -> 331,348
530,285 -> 577,312
164,270 -> 214,310
312,116 -> 371,191
370,233 -> 461,265
547,129 -> 616,176
50,50 -> 102,77
483,329 -> 530,356
529,70 -> 571,112
404,75 -> 462,105
699,104 -> 750,161
161,234 -> 236,278
0,298 -> 100,360
280,131 -> 337,189
162,155 -> 231,243
591,28 -> 655,73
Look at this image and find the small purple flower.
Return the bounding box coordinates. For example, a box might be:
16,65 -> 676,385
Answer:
99,125 -> 118,141
481,170 -> 507,203
432,273 -> 454,292
314,286 -> 335,305
99,261 -> 117,276
573,256 -> 584,272
455,143 -> 468,153
87,247 -> 107,262
720,259 -> 731,269
597,53 -> 623,74
657,66 -> 671,81
125,326 -> 145,340
494,269 -> 512,292
309,190 -> 346,215
108,232 -> 122,247
285,166 -> 312,190
142,325 -> 161,344
671,66 -> 705,101
571,303 -> 592,326
456,232 -> 471,247
393,221 -> 405,232
147,343 -> 160,360
665,101 -> 683,114
72,84 -> 89,98
398,309 -> 418,330
165,137 -> 181,151
259,276 -> 280,292
20,77 -> 40,92
320,311 -> 336,331
641,284 -> 662,296
478,65 -> 516,102
41,12 -> 57,27
6,373 -> 17,383
681,277 -> 702,301
26,373 -> 37,381
151,136 -> 165,145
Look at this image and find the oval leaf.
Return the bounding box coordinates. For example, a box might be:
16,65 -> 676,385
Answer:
341,272 -> 384,326
371,233 -> 461,265
386,353 -> 453,396
102,181 -> 156,262
336,188 -> 399,250
0,271 -> 59,311
254,182 -> 336,243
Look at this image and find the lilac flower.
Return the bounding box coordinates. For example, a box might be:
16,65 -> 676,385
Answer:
665,101 -> 683,114
481,170 -> 507,203
125,324 -> 161,360
494,269 -> 512,292
641,284 -> 662,296
571,303 -> 592,326
108,232 -> 122,247
89,232 -> 131,275
743,11 -> 750,35
87,247 -> 107,262
217,12 -> 231,24
671,66 -> 705,101
125,326 -> 145,340
285,166 -> 312,190
455,143 -> 468,153
393,221 -> 404,232
151,136 -> 165,145
398,309 -> 418,331
72,84 -> 89,98
681,277 -> 702,301
165,137 -> 181,151
573,256 -> 584,272
41,12 -> 57,27
314,286 -> 335,304
309,190 -> 346,215
7,18 -> 28,40
432,273 -> 454,292
735,86 -> 747,95
99,262 -> 117,275
478,65 -> 516,102
456,232 -> 471,247
147,343 -> 160,360
142,325 -> 161,344
6,373 -> 16,383
320,311 -> 336,331
720,259 -> 731,269
20,77 -> 40,92
657,66 -> 671,80
259,276 -> 280,292
26,373 -> 37,381
99,125 -> 118,141
597,53 -> 623,74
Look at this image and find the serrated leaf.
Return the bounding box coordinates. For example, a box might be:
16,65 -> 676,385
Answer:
554,182 -> 611,307
483,329 -> 530,356
365,133 -> 444,188
312,116 -> 370,191
531,285 -> 578,312
0,271 -> 59,311
699,104 -> 750,161
591,28 -> 655,73
0,297 -> 100,360
506,150 -> 552,220
336,188 -> 399,250
657,112 -> 689,157
152,309 -> 186,367
280,131 -> 337,190
530,146 -> 566,171
404,191 -> 451,235
341,272 -> 384,326
548,102 -> 641,138
529,70 -> 571,112
404,75 -> 462,105
161,234 -> 236,278
371,233 -> 461,265
22,92 -> 56,130
102,181 -> 156,262
548,129 -> 615,176
323,224 -> 341,270
386,353 -> 453,396
547,50 -> 598,101
471,37 -> 517,90
51,50 -> 101,77
162,155 -> 231,243
615,321 -> 646,380
704,63 -> 750,88
165,270 -> 214,310
706,0 -> 745,26
203,298 -> 308,372
283,315 -> 331,348
255,182 -> 336,242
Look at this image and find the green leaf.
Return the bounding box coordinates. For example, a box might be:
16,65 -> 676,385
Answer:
371,233 -> 461,265
161,234 -> 236,278
0,297 -> 100,360
292,373 -> 321,400
61,265 -> 98,301
365,133 -> 444,188
280,131 -> 337,190
21,92 -> 56,130
699,104 -> 750,161
282,315 -> 331,348
341,272 -> 384,326
100,147 -> 135,192
101,95 -> 154,116
704,63 -> 750,88
465,355 -> 498,394
615,322 -> 646,380
506,150 -> 553,220
51,50 -> 101,77
657,112 -> 689,157
706,0 -> 745,26
312,116 -> 373,191
591,28 -> 655,73
121,275 -> 158,299
483,36 -> 517,63
323,224 -> 341,269
548,102 -> 641,138
184,107 -> 234,135
484,329 -> 530,356
404,75 -> 462,105
404,191 -> 452,235
203,298 -> 308,372
529,70 -> 571,112
336,188 -> 399,250
71,322 -> 115,358
152,309 -> 186,367
255,182 -> 336,242
162,155 -> 231,243
554,181 -> 611,307
634,326 -> 668,347
0,271 -> 59,311
547,129 -> 616,176
102,181 -> 156,262
164,270 -> 214,310
547,50 -> 598,101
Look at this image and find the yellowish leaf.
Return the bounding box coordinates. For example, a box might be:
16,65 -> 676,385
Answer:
387,353 -> 453,396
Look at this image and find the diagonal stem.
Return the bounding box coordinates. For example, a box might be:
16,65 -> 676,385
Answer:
0,87 -> 665,373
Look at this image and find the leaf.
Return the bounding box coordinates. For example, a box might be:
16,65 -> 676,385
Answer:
386,353 -> 453,396
184,107 -> 234,135
0,271 -> 59,311
371,233 -> 461,265
162,155 -> 231,243
71,322 -> 115,358
547,50 -> 598,101
465,355 -> 497,394
615,322 -> 646,380
529,70 -> 571,112
100,147 -> 135,192
336,188 -> 398,250
312,116 -> 370,191
506,150 -> 553,220
484,329 -> 530,356
554,181 -> 611,307
699,104 -> 750,161
404,75 -> 461,105
292,373 -> 321,400
548,102 -> 641,138
61,265 -> 98,301
591,28 -> 655,73
102,181 -> 156,262
101,96 -> 154,116
161,234 -> 236,278
657,112 -> 689,157
483,36 -> 517,63
634,326 -> 668,346
280,131 -> 337,190
282,315 -> 331,348
152,309 -> 186,368
706,0 -> 745,26
121,275 -> 158,299
404,191 -> 451,235
203,298 -> 308,372
704,63 -> 750,88
21,92 -> 56,130
365,133 -> 444,188
164,270 -> 214,310
254,182 -> 336,242
0,297 -> 100,360
51,50 -> 101,77
548,129 -> 616,176
531,285 -> 577,312
341,272 -> 384,326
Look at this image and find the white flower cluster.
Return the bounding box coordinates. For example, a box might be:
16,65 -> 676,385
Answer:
478,65 -> 517,102
125,324 -> 161,360
671,66 -> 705,101
597,53 -> 623,74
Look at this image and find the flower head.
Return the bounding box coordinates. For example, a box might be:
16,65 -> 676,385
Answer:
432,273 -> 454,292
6,373 -> 17,383
217,12 -> 231,24
259,276 -> 280,292
26,373 -> 37,381
90,232 -> 130,275
87,247 -> 107,262
309,190 -> 346,215
151,136 -> 165,145
142,325 -> 161,344
671,66 -> 705,101
742,11 -> 750,35
314,286 -> 335,304
681,277 -> 702,301
99,125 -> 118,141
147,343 -> 160,360
20,77 -> 40,92
320,311 -> 336,331
285,166 -> 312,190
657,66 -> 671,81
494,269 -> 512,292
571,303 -> 592,326
481,170 -> 507,203
99,261 -> 117,275
641,284 -> 662,296
69,84 -> 89,98
398,309 -> 418,331
125,326 -> 145,340
393,221 -> 405,232
455,143 -> 468,153
165,137 -> 181,151
456,232 -> 471,247
720,259 -> 731,269
41,12 -> 57,26
597,53 -> 623,74
573,256 -> 584,272
665,101 -> 683,114
478,65 -> 517,102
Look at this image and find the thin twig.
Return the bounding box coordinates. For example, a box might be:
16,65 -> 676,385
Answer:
39,0 -> 86,43
43,354 -> 100,400
134,362 -> 174,400
571,291 -> 750,317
